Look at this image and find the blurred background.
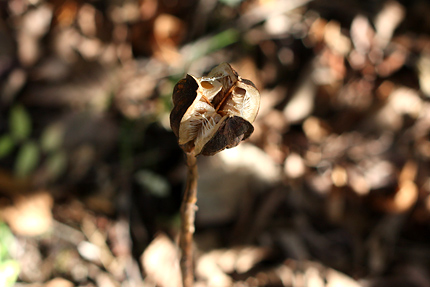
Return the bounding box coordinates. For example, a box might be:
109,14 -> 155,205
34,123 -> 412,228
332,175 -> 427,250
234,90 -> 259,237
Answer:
1,0 -> 430,286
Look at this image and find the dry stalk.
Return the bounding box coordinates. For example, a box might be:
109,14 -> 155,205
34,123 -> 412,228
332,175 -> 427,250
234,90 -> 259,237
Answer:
179,152 -> 198,287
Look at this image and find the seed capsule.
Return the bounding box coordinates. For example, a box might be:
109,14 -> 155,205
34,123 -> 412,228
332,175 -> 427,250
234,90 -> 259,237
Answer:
170,63 -> 260,156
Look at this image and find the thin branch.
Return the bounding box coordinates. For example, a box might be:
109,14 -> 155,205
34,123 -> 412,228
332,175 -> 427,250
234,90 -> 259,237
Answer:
179,152 -> 198,287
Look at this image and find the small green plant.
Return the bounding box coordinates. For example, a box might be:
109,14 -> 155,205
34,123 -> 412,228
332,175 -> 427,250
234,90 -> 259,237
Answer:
2,105 -> 40,177
0,222 -> 20,287
0,105 -> 67,180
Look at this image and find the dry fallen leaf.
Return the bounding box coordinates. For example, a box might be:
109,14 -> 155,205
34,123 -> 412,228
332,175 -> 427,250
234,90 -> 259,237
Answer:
284,152 -> 306,179
44,277 -> 74,287
141,233 -> 181,287
0,191 -> 53,236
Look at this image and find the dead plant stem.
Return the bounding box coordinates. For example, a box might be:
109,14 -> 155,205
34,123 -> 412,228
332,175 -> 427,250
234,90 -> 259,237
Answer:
179,152 -> 198,287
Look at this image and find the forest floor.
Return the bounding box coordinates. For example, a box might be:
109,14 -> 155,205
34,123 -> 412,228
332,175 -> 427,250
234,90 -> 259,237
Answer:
1,0 -> 430,286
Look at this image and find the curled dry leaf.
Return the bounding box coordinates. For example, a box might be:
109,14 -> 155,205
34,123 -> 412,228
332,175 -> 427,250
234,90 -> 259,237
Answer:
170,63 -> 260,156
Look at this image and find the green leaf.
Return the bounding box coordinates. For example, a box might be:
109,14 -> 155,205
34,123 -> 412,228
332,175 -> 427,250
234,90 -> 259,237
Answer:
0,135 -> 14,159
135,170 -> 170,197
185,28 -> 239,62
0,223 -> 19,287
14,141 -> 39,178
208,28 -> 239,51
0,260 -> 20,287
219,0 -> 242,7
40,124 -> 64,152
0,223 -> 14,261
9,105 -> 31,141
45,150 -> 67,180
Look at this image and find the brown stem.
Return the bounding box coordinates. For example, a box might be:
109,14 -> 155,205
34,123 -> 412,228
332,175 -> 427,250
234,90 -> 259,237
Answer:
179,152 -> 198,287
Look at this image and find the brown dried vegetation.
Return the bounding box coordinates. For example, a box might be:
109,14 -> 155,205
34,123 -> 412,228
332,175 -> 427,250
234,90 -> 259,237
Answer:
1,0 -> 430,287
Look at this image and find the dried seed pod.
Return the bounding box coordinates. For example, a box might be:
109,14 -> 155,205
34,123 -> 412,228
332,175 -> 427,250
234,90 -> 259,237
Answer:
170,63 -> 260,156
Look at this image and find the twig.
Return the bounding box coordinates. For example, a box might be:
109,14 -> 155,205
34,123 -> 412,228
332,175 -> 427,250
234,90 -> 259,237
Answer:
179,152 -> 198,287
